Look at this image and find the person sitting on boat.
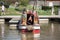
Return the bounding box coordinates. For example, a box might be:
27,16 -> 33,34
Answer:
27,10 -> 34,25
33,10 -> 39,24
21,8 -> 27,25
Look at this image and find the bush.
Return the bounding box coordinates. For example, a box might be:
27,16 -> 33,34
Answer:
54,6 -> 60,15
42,6 -> 51,11
54,7 -> 58,15
4,4 -> 9,8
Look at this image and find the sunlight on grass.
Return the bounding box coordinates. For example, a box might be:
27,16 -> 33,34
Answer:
5,7 -> 21,16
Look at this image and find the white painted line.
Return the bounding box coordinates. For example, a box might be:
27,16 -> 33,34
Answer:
33,26 -> 40,29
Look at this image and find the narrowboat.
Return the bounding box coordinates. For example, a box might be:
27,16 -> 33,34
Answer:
18,10 -> 40,32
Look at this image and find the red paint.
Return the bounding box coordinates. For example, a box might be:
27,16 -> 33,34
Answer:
21,29 -> 26,34
33,29 -> 40,34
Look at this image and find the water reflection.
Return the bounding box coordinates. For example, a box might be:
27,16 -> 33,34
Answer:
21,31 -> 40,40
0,23 -> 5,38
51,23 -> 54,32
0,22 -> 60,40
40,22 -> 60,40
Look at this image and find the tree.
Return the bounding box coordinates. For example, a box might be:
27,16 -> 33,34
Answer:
0,0 -> 18,8
0,0 -> 18,5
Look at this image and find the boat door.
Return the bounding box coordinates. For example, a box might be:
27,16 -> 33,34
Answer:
27,14 -> 34,25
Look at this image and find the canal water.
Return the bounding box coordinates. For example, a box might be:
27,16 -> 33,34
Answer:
0,22 -> 60,40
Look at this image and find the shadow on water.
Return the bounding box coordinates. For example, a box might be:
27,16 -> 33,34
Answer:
0,21 -> 60,40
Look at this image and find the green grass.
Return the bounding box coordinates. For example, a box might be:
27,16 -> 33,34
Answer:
0,5 -> 52,16
4,5 -> 33,16
4,7 -> 21,16
0,5 -> 21,16
37,10 -> 51,15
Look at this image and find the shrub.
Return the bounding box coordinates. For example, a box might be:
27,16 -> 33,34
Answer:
54,6 -> 60,15
4,4 -> 9,8
42,6 -> 51,11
